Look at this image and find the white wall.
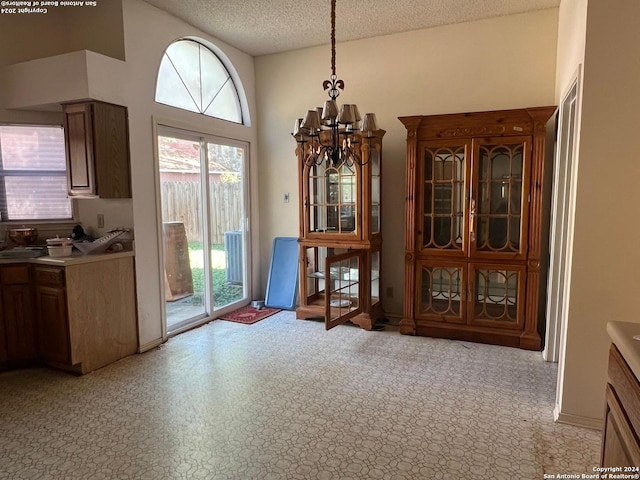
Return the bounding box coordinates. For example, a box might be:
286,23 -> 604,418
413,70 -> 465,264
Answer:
554,0 -> 587,104
255,9 -> 559,317
555,0 -> 640,426
120,0 -> 259,349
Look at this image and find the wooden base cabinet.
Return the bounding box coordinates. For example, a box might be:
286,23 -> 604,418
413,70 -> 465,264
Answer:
601,345 -> 640,467
399,107 -> 556,350
0,265 -> 37,370
34,267 -> 70,365
34,257 -> 138,374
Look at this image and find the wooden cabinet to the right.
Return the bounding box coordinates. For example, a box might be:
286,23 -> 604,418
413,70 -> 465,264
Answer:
399,107 -> 556,350
601,344 -> 640,467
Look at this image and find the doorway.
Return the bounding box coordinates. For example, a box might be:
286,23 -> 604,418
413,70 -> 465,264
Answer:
544,70 -> 581,362
157,125 -> 250,333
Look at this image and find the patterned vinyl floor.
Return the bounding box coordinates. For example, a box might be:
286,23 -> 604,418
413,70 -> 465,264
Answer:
0,311 -> 601,480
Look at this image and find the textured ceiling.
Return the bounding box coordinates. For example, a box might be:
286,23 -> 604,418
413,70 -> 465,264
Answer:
142,0 -> 560,56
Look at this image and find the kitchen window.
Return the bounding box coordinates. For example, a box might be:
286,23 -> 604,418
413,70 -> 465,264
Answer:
0,125 -> 72,221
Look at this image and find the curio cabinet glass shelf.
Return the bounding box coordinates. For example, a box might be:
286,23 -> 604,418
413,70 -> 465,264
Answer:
294,129 -> 386,330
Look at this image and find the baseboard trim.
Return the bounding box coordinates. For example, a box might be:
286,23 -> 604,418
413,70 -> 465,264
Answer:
554,406 -> 603,430
138,337 -> 164,353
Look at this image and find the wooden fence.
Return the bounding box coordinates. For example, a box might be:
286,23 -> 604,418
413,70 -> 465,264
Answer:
161,181 -> 242,245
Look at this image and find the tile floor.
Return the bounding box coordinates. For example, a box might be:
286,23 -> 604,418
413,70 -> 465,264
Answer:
0,311 -> 601,479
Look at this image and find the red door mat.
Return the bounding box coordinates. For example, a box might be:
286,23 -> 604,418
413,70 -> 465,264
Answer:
218,306 -> 281,325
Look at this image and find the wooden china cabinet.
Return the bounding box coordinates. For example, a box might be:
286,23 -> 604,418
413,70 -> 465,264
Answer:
295,129 -> 386,330
399,107 -> 556,350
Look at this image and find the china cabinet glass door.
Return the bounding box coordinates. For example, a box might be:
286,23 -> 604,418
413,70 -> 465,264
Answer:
325,250 -> 363,330
417,137 -> 532,327
468,264 -> 526,329
415,260 -> 466,324
470,137 -> 531,260
419,140 -> 470,256
306,160 -> 358,236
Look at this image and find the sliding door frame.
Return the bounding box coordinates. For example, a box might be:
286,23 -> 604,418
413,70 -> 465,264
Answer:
153,120 -> 252,338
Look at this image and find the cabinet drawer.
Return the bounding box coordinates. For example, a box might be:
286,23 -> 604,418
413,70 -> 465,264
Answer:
34,267 -> 65,287
1,265 -> 30,285
608,345 -> 640,437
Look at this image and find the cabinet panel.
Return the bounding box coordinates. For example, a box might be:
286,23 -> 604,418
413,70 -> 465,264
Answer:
325,250 -> 363,330
63,101 -> 131,199
2,284 -> 37,361
64,103 -> 95,195
34,266 -> 65,287
0,302 -> 8,368
415,260 -> 466,324
92,102 -> 131,198
35,285 -> 70,365
468,263 -> 526,330
418,140 -> 470,257
1,265 -> 30,284
602,384 -> 640,467
470,137 -> 531,261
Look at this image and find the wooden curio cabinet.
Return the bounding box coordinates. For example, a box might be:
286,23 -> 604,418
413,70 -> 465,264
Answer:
295,129 -> 386,330
399,107 -> 556,350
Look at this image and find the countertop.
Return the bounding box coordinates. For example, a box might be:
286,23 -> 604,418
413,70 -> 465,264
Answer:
607,321 -> 640,380
0,250 -> 134,266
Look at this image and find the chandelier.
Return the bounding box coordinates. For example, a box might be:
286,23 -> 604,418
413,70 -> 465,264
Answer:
292,0 -> 378,168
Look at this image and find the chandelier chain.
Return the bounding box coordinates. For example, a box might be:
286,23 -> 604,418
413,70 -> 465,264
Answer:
331,0 -> 336,77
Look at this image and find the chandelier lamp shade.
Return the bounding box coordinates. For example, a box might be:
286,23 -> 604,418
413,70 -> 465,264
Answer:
292,0 -> 379,167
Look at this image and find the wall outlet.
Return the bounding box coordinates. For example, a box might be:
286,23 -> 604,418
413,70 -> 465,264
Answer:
97,213 -> 105,228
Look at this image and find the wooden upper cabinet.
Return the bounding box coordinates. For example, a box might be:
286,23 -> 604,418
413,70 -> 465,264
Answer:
63,101 -> 132,198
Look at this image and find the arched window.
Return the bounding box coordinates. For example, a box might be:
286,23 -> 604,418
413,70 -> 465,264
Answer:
155,39 -> 243,124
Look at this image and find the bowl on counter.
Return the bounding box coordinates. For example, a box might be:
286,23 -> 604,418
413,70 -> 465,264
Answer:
46,236 -> 73,257
9,227 -> 38,246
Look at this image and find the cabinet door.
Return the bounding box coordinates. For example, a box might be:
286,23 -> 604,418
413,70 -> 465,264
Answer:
415,260 -> 466,324
470,137 -> 532,261
467,263 -> 526,330
602,384 -> 640,468
92,102 -> 131,198
418,140 -> 471,257
0,301 -> 8,368
324,250 -> 363,330
35,285 -> 70,365
64,102 -> 96,197
2,285 -> 37,361
303,157 -> 360,240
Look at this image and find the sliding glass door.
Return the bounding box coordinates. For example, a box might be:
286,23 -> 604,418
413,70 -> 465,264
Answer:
157,126 -> 249,332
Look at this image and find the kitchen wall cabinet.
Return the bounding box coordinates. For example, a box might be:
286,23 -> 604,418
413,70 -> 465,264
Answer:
34,256 -> 138,374
0,265 -> 37,368
399,107 -> 556,350
63,101 -> 131,198
601,344 -> 640,467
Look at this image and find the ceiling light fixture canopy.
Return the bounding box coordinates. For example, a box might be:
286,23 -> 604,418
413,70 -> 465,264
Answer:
292,0 -> 378,168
